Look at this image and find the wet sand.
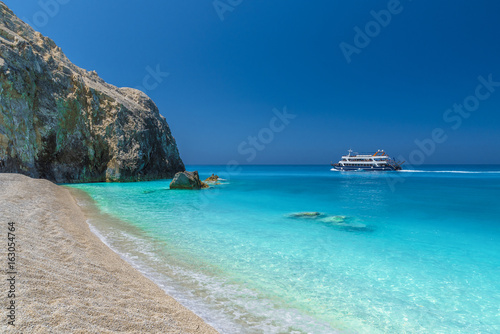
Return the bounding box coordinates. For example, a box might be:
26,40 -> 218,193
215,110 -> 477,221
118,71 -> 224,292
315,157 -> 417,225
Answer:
0,173 -> 218,333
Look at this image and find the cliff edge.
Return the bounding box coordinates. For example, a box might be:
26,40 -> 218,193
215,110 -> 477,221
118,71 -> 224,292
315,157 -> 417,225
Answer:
0,2 -> 185,182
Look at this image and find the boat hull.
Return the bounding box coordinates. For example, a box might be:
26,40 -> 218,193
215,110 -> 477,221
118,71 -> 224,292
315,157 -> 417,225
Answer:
331,165 -> 401,171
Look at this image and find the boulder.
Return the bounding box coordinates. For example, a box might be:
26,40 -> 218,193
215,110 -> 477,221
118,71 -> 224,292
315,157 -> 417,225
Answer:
170,171 -> 209,190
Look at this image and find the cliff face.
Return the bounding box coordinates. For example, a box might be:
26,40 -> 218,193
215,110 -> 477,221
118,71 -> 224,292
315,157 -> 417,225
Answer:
0,2 -> 185,183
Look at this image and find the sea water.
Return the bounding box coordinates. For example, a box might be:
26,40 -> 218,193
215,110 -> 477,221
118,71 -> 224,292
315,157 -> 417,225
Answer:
69,165 -> 500,333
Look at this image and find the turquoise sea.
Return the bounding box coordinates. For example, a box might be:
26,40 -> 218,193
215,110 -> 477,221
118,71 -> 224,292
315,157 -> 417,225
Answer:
69,165 -> 500,333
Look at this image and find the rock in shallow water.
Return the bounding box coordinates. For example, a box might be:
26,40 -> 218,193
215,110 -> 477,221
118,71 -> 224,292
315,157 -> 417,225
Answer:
170,171 -> 209,190
288,212 -> 373,232
319,216 -> 372,232
288,212 -> 323,218
319,215 -> 348,223
0,3 -> 185,183
205,174 -> 219,182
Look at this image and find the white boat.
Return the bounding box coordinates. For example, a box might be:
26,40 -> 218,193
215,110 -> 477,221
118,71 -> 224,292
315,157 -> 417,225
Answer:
331,149 -> 404,171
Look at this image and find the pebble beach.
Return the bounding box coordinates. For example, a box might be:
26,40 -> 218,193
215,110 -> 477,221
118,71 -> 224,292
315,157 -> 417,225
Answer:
0,173 -> 218,333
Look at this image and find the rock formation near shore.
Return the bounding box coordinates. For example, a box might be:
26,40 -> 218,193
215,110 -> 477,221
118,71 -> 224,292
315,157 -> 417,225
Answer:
170,171 -> 209,190
204,174 -> 219,182
0,2 -> 185,182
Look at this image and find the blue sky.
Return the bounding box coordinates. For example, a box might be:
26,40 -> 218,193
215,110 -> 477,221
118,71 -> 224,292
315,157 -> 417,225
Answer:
5,0 -> 500,164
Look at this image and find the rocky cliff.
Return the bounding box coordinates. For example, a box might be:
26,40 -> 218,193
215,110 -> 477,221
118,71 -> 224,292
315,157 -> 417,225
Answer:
0,2 -> 185,183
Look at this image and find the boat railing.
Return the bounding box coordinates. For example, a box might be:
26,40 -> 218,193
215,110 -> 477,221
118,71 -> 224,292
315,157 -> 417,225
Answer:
349,151 -> 388,156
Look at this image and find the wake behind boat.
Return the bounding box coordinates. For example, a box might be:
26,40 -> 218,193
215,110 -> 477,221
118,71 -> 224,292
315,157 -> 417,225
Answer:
331,149 -> 404,171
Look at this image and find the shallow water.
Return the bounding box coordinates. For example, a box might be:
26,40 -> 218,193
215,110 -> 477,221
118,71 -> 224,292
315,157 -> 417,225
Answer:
69,165 -> 500,333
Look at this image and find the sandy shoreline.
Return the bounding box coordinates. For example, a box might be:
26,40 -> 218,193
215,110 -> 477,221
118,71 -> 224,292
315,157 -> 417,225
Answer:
0,173 -> 218,333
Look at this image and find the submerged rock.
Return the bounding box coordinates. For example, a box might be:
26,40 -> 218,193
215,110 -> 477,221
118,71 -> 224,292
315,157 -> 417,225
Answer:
288,212 -> 374,232
319,216 -> 347,223
288,212 -> 323,218
170,171 -> 208,190
0,3 -> 185,182
320,216 -> 372,232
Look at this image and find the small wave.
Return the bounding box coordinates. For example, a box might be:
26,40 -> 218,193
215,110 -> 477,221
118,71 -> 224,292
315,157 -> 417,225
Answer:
400,170 -> 500,174
86,220 -> 336,334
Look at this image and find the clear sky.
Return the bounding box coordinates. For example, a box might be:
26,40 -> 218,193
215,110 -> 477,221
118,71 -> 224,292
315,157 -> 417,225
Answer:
5,0 -> 500,164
